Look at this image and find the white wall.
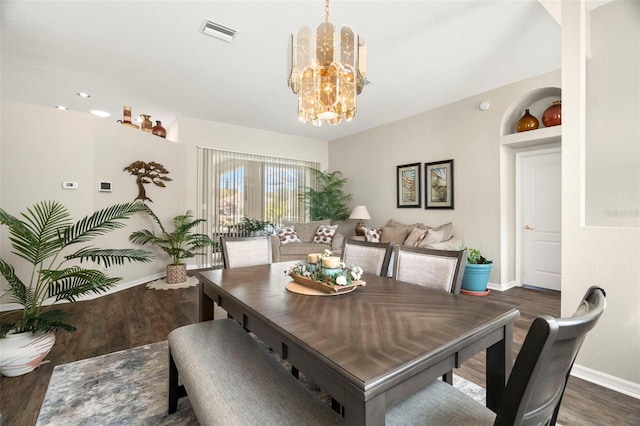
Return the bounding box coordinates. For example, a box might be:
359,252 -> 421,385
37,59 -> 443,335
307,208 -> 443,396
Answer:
328,70 -> 561,287
0,102 -> 327,304
562,0 -> 640,391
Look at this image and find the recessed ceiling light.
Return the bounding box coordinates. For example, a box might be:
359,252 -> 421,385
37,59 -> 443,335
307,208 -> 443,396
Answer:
55,105 -> 68,110
90,110 -> 110,118
77,92 -> 91,98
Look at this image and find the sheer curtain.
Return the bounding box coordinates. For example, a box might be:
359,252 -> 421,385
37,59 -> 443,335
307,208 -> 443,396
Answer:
197,148 -> 319,267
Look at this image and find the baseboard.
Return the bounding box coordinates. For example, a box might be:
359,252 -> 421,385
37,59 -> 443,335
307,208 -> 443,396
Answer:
571,364 -> 640,400
487,280 -> 518,292
0,265 -> 202,312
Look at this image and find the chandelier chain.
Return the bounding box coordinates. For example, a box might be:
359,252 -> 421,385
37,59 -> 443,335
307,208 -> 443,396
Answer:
325,0 -> 330,22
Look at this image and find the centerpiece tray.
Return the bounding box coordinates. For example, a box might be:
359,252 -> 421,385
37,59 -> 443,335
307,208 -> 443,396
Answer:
288,273 -> 366,295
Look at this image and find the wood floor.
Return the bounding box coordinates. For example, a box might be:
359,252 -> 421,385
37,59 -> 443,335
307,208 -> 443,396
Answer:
1,281 -> 639,425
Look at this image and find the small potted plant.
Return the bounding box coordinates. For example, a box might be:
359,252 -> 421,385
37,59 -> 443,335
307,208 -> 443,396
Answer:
130,205 -> 216,284
0,201 -> 152,376
459,246 -> 493,294
240,217 -> 273,236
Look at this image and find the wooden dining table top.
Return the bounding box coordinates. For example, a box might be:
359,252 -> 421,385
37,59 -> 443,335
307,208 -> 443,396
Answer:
197,261 -> 520,397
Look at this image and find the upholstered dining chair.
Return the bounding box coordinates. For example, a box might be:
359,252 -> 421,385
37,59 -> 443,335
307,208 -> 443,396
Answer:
392,245 -> 468,294
386,286 -> 607,426
341,239 -> 394,277
220,236 -> 272,269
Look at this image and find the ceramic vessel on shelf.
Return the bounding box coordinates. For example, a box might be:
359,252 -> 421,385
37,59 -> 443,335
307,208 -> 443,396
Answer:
542,100 -> 562,127
140,114 -> 153,133
152,120 -> 167,138
119,105 -> 139,129
516,109 -> 539,132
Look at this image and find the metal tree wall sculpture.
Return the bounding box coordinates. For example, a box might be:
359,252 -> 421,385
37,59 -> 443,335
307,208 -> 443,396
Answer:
123,160 -> 173,202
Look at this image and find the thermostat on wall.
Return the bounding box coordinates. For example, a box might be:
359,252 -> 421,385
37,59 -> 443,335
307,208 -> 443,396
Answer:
99,181 -> 112,192
62,181 -> 78,190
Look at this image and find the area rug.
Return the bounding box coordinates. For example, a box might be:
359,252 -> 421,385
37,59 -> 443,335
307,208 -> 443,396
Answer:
37,340 -> 486,425
146,276 -> 199,290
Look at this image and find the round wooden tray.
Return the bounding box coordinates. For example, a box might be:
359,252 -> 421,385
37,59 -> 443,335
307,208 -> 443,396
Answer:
286,281 -> 357,296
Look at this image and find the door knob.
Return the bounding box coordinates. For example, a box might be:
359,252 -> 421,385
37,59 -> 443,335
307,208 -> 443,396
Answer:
524,224 -> 534,230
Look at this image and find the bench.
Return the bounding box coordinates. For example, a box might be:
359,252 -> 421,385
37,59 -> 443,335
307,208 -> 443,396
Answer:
168,319 -> 343,425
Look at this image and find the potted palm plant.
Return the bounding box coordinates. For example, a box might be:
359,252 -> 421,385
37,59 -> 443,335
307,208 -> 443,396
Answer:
302,169 -> 353,222
459,246 -> 493,295
129,205 -> 216,284
0,201 -> 152,376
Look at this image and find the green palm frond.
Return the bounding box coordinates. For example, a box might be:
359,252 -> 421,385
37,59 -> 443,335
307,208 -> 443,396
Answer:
9,310 -> 76,337
0,200 -> 152,335
129,229 -> 162,246
46,269 -> 120,303
0,258 -> 31,307
65,247 -> 153,267
62,202 -> 145,246
1,201 -> 70,265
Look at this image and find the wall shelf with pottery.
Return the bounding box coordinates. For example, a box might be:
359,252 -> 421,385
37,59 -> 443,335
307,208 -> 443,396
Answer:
500,86 -> 561,145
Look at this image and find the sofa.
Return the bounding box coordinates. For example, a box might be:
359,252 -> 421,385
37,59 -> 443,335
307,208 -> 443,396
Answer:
358,218 -> 462,251
355,218 -> 463,277
270,220 -> 345,263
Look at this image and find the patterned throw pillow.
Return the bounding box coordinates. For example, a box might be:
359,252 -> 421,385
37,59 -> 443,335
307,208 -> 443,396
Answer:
277,226 -> 302,244
364,227 -> 382,243
313,224 -> 338,244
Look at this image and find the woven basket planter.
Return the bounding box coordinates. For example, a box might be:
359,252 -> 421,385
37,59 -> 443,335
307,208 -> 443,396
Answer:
166,263 -> 187,284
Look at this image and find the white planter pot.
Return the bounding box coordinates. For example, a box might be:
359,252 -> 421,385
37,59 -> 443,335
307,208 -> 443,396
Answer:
0,332 -> 56,377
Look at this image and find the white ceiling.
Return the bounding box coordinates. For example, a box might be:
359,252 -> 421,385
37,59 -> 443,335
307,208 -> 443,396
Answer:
1,1 -> 562,142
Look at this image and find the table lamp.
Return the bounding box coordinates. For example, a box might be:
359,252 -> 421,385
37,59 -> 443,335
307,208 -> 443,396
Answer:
349,205 -> 371,237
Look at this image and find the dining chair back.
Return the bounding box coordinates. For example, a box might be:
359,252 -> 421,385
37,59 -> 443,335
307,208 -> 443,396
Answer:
220,236 -> 272,269
341,239 -> 394,277
496,285 -> 607,425
385,286 -> 607,426
392,245 -> 467,294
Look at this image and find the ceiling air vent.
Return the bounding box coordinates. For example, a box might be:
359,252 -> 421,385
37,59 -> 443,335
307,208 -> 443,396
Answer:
200,19 -> 237,43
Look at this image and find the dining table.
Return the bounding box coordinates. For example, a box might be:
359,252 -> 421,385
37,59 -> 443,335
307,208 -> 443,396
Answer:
197,261 -> 520,426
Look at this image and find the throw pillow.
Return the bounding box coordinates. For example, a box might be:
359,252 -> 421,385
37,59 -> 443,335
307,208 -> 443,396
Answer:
277,226 -> 302,244
404,227 -> 426,247
364,227 -> 382,243
313,224 -> 338,244
418,222 -> 453,242
284,220 -> 330,242
416,229 -> 446,247
381,226 -> 410,245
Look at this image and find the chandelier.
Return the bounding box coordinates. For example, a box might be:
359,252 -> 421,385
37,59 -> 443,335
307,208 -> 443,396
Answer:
287,0 -> 367,127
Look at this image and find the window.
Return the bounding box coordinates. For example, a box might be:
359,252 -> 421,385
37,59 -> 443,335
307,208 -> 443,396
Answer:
197,148 -> 319,266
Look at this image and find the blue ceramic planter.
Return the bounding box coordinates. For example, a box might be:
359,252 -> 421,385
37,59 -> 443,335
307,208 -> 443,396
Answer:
461,263 -> 493,292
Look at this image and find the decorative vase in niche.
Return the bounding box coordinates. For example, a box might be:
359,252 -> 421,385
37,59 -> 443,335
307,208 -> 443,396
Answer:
140,114 -> 153,133
119,106 -> 139,129
152,121 -> 167,138
542,100 -> 562,127
516,109 -> 539,132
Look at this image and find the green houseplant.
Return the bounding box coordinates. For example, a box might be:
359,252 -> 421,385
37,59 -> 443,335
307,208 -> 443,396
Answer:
129,205 -> 216,284
0,201 -> 152,376
240,217 -> 273,236
303,169 -> 353,222
459,246 -> 493,293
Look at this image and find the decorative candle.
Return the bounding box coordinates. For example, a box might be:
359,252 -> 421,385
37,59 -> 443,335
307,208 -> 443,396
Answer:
322,256 -> 341,269
308,253 -> 321,264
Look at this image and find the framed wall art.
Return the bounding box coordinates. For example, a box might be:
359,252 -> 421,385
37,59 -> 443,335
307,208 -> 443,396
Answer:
396,163 -> 421,208
424,159 -> 454,209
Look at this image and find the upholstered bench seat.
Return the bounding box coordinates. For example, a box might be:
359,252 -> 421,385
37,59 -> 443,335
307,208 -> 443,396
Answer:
168,319 -> 343,426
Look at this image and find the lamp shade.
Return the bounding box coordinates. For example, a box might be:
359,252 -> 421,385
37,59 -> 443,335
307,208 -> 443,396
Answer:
349,205 -> 371,220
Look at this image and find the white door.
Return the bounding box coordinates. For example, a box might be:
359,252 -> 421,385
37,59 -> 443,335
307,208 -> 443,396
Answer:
519,149 -> 561,291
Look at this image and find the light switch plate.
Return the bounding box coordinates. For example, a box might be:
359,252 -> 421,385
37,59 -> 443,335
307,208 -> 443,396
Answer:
62,181 -> 78,189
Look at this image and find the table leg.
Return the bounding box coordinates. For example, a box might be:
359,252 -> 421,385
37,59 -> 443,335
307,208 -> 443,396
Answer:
486,322 -> 513,411
199,282 -> 214,322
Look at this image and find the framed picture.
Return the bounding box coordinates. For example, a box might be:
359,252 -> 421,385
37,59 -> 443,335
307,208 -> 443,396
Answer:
424,159 -> 454,209
396,163 -> 421,208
